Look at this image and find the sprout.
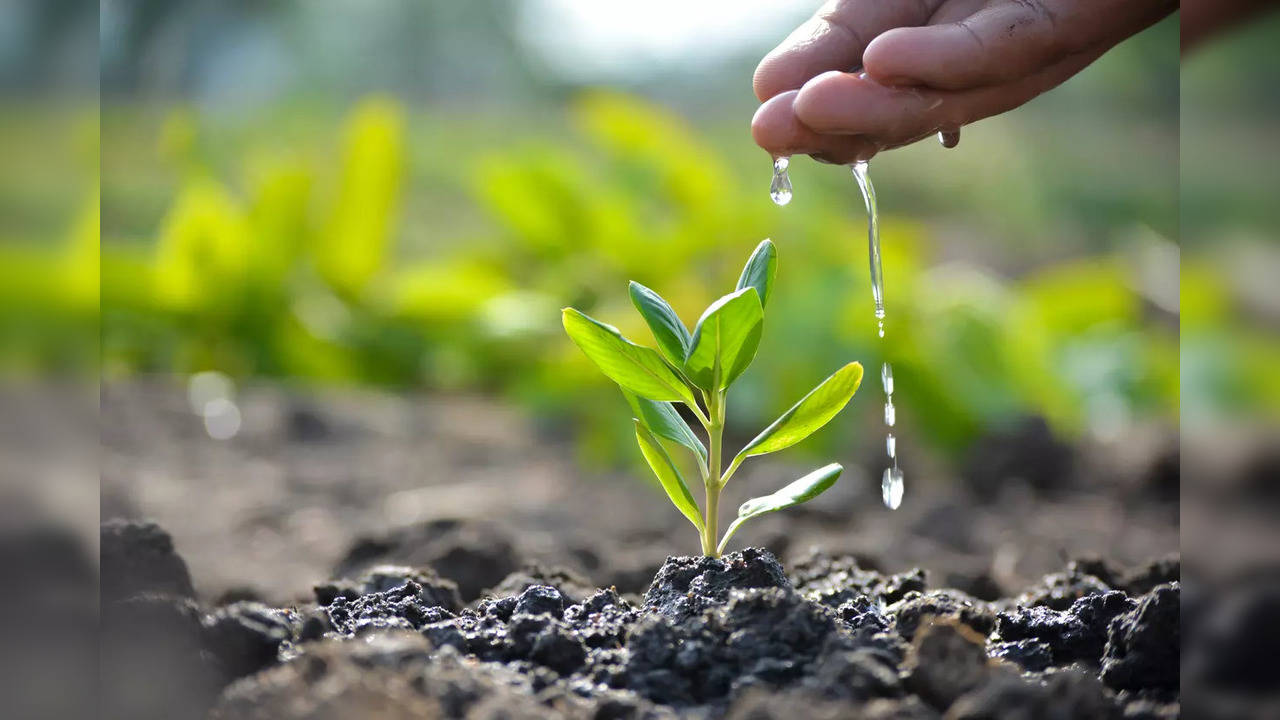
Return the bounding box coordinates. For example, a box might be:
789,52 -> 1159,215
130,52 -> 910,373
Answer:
563,240 -> 863,556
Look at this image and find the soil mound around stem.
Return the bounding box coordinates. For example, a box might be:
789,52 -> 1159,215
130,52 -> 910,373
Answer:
98,518 -> 1188,719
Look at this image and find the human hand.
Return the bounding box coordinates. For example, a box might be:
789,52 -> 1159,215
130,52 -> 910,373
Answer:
751,0 -> 1176,163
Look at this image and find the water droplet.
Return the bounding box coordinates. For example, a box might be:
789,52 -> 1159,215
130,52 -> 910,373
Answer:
884,401 -> 896,427
882,467 -> 904,509
938,129 -> 960,148
886,433 -> 896,459
881,362 -> 894,395
770,156 -> 792,205
877,320 -> 884,338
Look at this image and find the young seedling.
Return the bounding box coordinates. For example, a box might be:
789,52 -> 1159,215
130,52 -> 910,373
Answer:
563,240 -> 864,556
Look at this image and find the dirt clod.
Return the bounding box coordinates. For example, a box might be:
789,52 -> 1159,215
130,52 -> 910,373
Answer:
1101,583 -> 1180,692
891,590 -> 997,641
486,564 -> 598,605
994,591 -> 1135,666
792,550 -> 927,608
101,518 -> 195,604
203,601 -> 298,681
906,618 -> 1006,710
335,519 -> 521,602
315,564 -> 463,612
643,547 -> 791,621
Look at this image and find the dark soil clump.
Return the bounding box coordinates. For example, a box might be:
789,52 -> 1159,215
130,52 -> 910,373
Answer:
486,563 -> 599,605
642,547 -> 791,621
101,518 -> 195,604
335,518 -> 522,601
1101,583 -> 1180,692
993,591 -> 1135,666
100,518 -> 1182,719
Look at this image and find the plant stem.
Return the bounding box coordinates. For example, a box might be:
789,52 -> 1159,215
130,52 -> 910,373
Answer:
702,390 -> 725,557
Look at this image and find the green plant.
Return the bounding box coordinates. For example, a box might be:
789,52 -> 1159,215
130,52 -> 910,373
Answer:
562,240 -> 864,556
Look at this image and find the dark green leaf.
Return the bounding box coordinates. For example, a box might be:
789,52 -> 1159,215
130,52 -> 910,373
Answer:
634,421 -> 704,532
623,390 -> 707,468
683,288 -> 764,391
736,239 -> 777,309
717,464 -> 842,554
735,362 -> 863,460
563,308 -> 697,406
629,282 -> 692,366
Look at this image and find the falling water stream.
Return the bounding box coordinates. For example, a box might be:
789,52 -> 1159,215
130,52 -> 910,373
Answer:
767,115 -> 963,506
851,161 -> 903,510
770,154 -> 911,509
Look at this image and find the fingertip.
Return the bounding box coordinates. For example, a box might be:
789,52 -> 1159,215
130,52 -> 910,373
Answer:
750,90 -> 804,152
861,29 -> 920,86
753,44 -> 810,102
792,71 -> 862,133
751,89 -> 876,164
752,50 -> 784,102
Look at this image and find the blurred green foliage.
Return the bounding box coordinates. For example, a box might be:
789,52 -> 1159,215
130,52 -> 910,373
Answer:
86,91 -> 1194,468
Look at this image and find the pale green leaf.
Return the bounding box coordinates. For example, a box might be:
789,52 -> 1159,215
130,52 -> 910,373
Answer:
717,463 -> 842,554
736,239 -> 777,309
736,362 -> 863,460
623,390 -> 707,468
683,288 -> 763,391
635,421 -> 704,532
629,282 -> 692,366
563,308 -> 697,406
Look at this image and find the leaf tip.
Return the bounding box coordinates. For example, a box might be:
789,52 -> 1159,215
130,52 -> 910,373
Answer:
842,361 -> 865,386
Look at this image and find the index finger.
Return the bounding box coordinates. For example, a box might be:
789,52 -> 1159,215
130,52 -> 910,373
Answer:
753,0 -> 942,102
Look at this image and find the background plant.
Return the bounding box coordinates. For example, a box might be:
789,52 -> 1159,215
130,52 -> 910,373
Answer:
563,240 -> 862,556
89,91 -> 1193,468
20,10 -> 1215,483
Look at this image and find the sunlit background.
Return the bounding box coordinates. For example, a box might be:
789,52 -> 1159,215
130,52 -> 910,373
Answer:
13,2 -> 1272,548
69,1 -> 1192,462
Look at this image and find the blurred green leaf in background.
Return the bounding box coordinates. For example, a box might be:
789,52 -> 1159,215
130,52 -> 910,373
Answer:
10,6 -> 1202,477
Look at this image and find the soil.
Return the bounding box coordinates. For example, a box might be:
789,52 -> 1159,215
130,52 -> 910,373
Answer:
96,380 -> 1190,719
101,520 -> 1181,720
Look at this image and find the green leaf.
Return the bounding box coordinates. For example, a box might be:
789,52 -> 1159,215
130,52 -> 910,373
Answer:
683,288 -> 764,391
629,282 -> 692,366
623,390 -> 707,468
736,362 -> 863,460
634,421 -> 704,532
563,308 -> 697,406
717,463 -> 842,554
736,239 -> 777,309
